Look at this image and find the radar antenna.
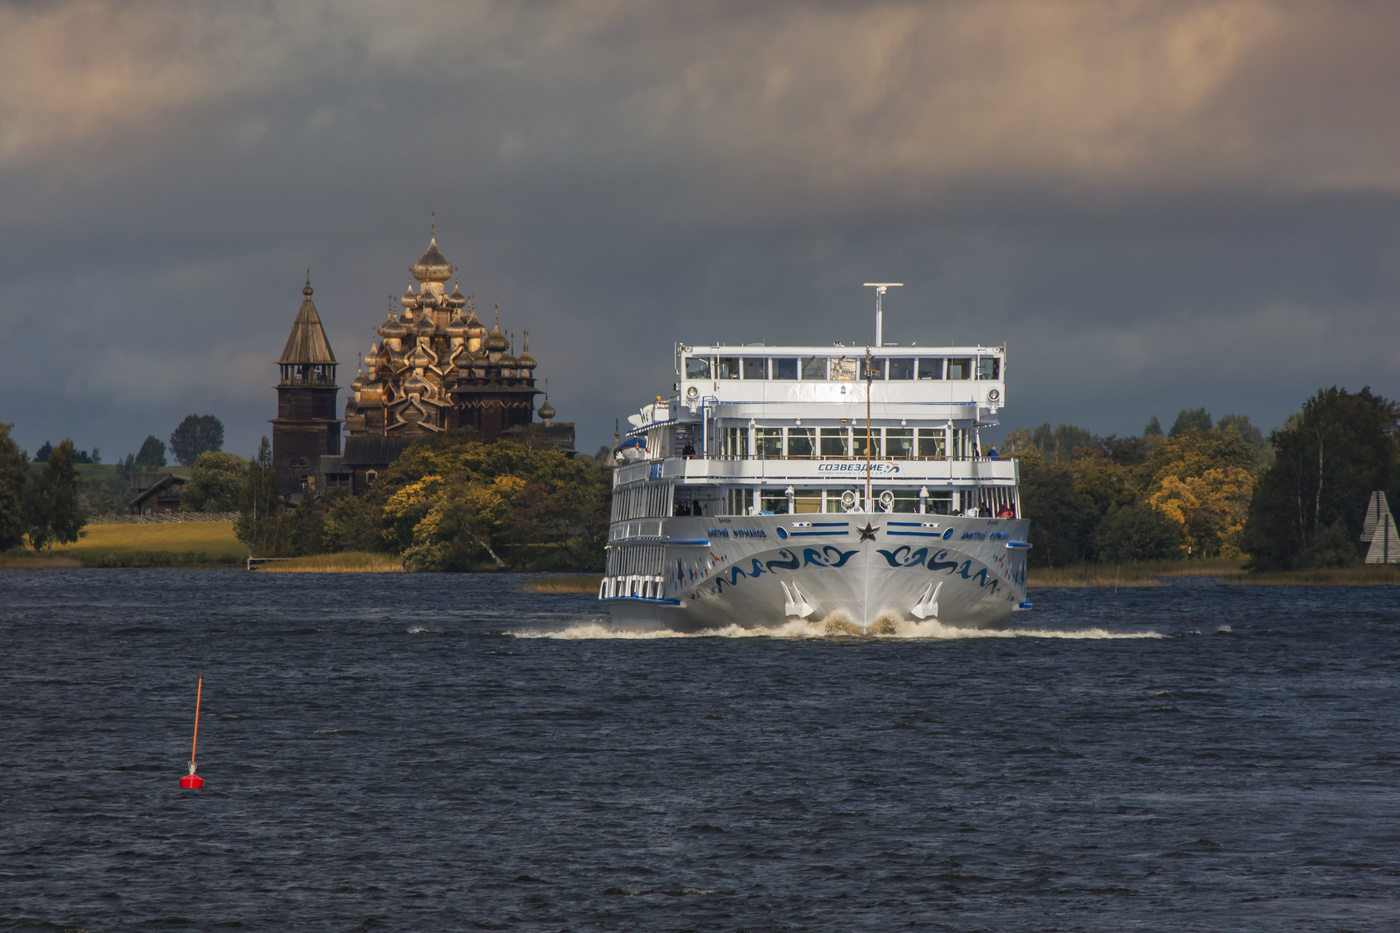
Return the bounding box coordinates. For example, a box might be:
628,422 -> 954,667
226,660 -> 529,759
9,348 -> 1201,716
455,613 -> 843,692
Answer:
863,283 -> 903,348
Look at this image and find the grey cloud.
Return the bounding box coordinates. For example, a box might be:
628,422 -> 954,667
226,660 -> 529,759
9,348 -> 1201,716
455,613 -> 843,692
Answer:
1,0 -> 1398,460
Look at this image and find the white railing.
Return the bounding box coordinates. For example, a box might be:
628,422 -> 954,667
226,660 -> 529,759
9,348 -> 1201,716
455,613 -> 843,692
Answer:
617,457 -> 1019,486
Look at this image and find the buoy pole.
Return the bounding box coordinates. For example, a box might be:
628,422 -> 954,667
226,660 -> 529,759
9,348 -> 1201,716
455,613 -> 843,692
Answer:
179,671 -> 205,788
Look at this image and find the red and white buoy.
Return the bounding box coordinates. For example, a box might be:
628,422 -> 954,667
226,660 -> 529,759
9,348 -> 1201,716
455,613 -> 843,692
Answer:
179,670 -> 205,788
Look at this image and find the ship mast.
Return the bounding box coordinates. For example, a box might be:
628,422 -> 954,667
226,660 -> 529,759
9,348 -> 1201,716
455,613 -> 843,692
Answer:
862,284 -> 900,511
865,345 -> 873,510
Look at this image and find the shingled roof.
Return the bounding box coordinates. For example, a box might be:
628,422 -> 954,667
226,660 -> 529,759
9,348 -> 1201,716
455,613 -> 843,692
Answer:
279,283 -> 337,365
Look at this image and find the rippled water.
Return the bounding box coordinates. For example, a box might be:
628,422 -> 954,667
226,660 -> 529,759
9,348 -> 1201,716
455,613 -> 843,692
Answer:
2,570 -> 1398,931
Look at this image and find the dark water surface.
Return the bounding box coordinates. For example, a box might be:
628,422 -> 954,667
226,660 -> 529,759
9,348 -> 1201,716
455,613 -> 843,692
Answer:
2,570 -> 1399,931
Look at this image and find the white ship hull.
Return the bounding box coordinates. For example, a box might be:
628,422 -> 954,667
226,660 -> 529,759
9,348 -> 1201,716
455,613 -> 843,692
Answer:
602,514 -> 1029,632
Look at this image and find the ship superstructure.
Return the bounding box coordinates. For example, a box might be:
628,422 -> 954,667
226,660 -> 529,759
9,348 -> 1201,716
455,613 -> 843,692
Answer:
601,301 -> 1030,630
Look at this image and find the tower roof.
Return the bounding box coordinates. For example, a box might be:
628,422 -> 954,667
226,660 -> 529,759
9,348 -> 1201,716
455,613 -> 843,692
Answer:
279,282 -> 337,365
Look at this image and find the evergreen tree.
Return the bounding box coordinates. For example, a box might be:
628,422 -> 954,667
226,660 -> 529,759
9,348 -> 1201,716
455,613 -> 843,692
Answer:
135,435 -> 167,469
1169,407 -> 1213,436
1143,415 -> 1163,437
1241,387 -> 1400,570
0,424 -> 30,551
33,441 -> 53,462
169,414 -> 225,467
24,439 -> 85,552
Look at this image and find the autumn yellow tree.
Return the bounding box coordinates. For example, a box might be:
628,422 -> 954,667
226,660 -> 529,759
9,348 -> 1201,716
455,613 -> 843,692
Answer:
1149,466 -> 1255,557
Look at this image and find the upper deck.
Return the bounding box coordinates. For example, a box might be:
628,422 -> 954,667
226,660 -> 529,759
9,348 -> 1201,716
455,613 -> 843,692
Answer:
676,343 -> 1006,421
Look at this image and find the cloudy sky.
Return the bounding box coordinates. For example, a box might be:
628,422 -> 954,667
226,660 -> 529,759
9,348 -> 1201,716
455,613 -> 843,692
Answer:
3,0 -> 1398,460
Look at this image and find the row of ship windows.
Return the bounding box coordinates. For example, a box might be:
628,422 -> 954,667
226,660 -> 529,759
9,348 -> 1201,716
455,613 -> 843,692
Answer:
719,426 -> 973,460
684,356 -> 1001,382
721,488 -> 954,515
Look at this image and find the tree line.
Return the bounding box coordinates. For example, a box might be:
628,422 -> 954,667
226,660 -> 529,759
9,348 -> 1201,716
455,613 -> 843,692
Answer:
1005,388 -> 1400,570
177,432 -> 613,571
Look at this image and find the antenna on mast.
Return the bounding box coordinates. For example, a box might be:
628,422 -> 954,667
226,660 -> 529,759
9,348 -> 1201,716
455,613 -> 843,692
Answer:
863,283 -> 903,347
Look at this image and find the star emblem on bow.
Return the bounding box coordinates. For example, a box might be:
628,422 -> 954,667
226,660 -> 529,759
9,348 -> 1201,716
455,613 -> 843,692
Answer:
857,521 -> 880,541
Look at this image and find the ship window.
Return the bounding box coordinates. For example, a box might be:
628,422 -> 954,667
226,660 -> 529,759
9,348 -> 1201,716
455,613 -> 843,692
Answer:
759,490 -> 790,515
917,428 -> 947,459
918,358 -> 943,380
800,356 -> 827,380
882,489 -> 920,513
886,428 -> 913,459
757,428 -> 783,459
685,356 -> 711,379
793,489 -> 822,514
717,357 -> 740,379
863,359 -> 885,380
977,356 -> 1000,380
742,357 -> 766,380
830,357 -> 859,381
771,357 -> 798,380
819,427 -> 849,458
787,427 -> 816,458
723,427 -> 749,458
924,491 -> 953,514
853,429 -> 882,459
888,358 -> 915,380
947,358 -> 972,380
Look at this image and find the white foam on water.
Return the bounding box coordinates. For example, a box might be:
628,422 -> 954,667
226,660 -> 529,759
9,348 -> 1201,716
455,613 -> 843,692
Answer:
512,615 -> 1161,640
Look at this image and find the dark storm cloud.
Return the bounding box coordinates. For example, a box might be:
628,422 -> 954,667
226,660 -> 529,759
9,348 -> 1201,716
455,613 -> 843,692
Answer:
2,0 -> 1399,459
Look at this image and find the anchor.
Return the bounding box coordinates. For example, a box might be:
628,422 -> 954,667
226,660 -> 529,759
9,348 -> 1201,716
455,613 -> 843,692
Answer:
911,581 -> 941,620
781,580 -> 816,619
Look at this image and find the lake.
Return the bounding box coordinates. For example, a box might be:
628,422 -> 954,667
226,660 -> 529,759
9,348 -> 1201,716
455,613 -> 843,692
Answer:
2,570 -> 1398,931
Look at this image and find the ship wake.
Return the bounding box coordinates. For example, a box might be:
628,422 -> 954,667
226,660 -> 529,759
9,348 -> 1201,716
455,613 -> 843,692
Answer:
513,615 -> 1161,640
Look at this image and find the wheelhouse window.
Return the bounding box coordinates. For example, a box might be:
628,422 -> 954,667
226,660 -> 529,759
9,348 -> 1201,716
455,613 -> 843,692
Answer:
886,428 -> 913,459
917,428 -> 947,459
830,357 -> 859,381
884,489 -> 920,513
756,428 -> 783,459
759,490 -> 789,514
819,427 -> 848,458
793,489 -> 822,514
684,356 -> 711,379
742,357 -> 766,380
771,357 -> 798,380
853,430 -> 882,459
918,358 -> 943,380
925,491 -> 953,515
717,357 -> 740,379
888,358 -> 915,380
977,356 -> 1000,380
787,427 -> 816,458
863,358 -> 885,380
947,358 -> 972,380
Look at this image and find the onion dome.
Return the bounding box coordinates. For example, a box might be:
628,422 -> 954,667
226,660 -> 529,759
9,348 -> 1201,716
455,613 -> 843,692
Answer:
403,369 -> 430,394
411,235 -> 453,283
400,284 -> 418,310
483,324 -> 509,353
538,399 -> 556,422
445,310 -> 469,338
365,341 -> 381,370
518,329 -> 536,370
413,312 -> 437,337
464,309 -> 486,339
409,344 -> 434,370
378,312 -> 408,339
350,368 -> 366,392
447,281 -> 467,309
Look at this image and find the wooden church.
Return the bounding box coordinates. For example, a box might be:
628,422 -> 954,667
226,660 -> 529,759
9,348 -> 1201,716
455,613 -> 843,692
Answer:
272,228 -> 573,499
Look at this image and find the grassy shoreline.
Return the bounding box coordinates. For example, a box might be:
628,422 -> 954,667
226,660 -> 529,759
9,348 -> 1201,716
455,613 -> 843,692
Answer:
6,521 -> 1398,586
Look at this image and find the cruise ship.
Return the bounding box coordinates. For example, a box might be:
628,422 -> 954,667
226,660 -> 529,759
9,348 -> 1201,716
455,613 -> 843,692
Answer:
601,289 -> 1030,631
